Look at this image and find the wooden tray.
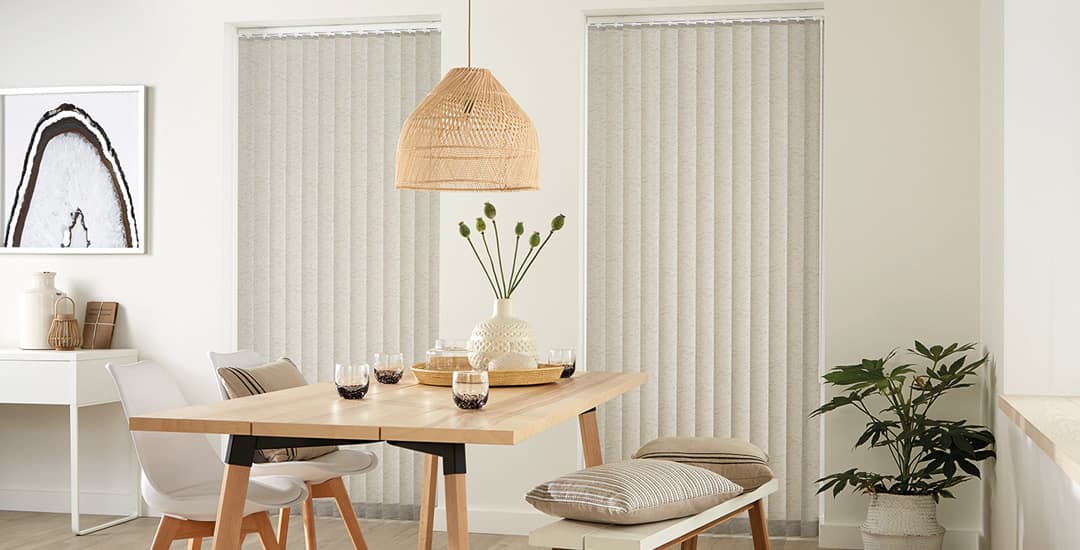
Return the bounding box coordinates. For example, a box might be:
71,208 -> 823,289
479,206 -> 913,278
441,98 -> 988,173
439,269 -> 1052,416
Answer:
411,363 -> 564,387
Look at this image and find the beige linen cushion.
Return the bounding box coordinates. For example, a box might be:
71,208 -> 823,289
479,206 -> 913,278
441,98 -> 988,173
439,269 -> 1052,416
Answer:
217,358 -> 337,463
525,459 -> 743,525
632,437 -> 774,490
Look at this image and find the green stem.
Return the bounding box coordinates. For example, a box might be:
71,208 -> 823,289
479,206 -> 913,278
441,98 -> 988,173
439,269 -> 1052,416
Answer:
467,238 -> 500,298
493,221 -> 506,296
509,235 -> 521,292
480,232 -> 502,298
509,230 -> 554,294
510,247 -> 534,296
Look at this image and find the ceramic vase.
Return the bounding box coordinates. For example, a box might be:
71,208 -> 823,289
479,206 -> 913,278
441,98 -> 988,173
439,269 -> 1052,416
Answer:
467,299 -> 538,369
861,493 -> 945,550
20,272 -> 66,350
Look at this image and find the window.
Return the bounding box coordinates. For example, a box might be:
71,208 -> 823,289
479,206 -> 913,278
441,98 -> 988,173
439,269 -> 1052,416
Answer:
586,15 -> 822,535
236,24 -> 440,517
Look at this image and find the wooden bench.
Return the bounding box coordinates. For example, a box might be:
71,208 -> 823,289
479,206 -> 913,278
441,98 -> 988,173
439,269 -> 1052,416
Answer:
529,478 -> 777,550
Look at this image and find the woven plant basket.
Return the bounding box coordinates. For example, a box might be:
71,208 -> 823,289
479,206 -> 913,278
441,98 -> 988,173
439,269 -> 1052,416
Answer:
396,67 -> 540,191
861,493 -> 945,550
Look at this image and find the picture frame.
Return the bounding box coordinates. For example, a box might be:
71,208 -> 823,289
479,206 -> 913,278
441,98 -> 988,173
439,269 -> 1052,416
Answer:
0,85 -> 146,254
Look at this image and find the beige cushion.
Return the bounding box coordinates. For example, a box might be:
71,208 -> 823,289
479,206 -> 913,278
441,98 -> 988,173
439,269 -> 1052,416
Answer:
632,437 -> 774,490
217,358 -> 337,463
525,459 -> 743,525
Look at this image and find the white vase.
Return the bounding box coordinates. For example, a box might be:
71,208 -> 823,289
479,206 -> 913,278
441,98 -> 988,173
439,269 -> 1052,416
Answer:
467,299 -> 538,369
861,493 -> 945,550
19,272 -> 66,350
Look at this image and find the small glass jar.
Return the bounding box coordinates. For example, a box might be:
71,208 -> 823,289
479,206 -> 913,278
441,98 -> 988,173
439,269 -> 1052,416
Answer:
373,352 -> 405,384
452,370 -> 489,410
335,363 -> 371,399
426,338 -> 470,371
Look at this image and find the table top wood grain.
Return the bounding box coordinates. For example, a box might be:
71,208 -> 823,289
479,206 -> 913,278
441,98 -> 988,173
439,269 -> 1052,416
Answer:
130,371 -> 646,445
998,394 -> 1080,485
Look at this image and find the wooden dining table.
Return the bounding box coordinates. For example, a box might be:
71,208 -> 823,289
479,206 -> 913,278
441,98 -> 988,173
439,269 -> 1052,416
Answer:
128,370 -> 646,550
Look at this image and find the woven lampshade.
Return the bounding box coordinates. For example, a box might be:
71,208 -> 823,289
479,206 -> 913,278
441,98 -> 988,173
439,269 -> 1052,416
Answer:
396,67 -> 540,191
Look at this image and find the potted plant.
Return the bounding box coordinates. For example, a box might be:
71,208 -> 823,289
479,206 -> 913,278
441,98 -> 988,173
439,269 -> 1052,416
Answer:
811,342 -> 995,550
457,202 -> 565,369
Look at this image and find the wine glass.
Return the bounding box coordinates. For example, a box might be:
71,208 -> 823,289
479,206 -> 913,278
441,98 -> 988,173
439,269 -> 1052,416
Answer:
452,370 -> 489,410
373,352 -> 405,384
335,363 -> 371,399
548,349 -> 576,378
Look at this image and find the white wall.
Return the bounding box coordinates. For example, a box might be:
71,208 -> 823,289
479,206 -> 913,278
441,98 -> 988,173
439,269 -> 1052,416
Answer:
985,0 -> 1080,548
0,0 -> 985,543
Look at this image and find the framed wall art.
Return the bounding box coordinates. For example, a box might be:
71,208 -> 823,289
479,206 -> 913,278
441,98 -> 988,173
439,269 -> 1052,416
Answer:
0,86 -> 145,253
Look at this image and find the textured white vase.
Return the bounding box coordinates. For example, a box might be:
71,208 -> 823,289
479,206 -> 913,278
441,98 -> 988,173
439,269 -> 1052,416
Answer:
861,493 -> 945,550
19,272 -> 66,350
467,299 -> 538,369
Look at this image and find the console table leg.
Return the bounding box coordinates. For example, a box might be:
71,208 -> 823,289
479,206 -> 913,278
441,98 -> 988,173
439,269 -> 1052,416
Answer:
70,404 -> 80,534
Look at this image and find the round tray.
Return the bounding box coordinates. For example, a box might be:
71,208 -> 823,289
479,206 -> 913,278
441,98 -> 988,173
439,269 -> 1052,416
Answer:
411,363 -> 564,387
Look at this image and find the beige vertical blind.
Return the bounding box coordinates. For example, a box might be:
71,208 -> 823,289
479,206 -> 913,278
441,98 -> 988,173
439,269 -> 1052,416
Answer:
237,26 -> 441,519
586,17 -> 822,536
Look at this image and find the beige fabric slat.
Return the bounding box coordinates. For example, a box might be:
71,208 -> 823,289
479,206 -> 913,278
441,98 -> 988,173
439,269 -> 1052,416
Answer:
586,18 -> 821,537
237,28 -> 441,519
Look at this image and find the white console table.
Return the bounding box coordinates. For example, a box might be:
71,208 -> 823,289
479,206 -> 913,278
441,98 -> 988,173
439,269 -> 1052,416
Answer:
0,348 -> 141,535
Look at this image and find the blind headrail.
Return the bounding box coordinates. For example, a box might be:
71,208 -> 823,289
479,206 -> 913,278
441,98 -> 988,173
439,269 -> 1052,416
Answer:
239,21 -> 439,40
587,11 -> 821,29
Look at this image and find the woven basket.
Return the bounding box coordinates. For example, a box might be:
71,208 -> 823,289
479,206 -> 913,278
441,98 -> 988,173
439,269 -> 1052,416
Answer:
396,67 -> 540,191
862,493 -> 944,550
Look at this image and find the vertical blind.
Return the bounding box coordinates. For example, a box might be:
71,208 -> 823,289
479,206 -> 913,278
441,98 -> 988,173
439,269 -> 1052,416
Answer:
586,17 -> 822,536
237,27 -> 441,518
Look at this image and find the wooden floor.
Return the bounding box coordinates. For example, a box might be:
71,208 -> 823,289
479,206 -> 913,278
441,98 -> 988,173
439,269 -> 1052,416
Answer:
0,511 -> 822,549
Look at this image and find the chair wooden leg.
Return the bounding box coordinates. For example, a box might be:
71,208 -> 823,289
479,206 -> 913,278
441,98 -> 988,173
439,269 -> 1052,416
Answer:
680,535 -> 698,550
254,511 -> 282,550
444,473 -> 469,550
151,516 -> 182,550
325,477 -> 368,550
302,491 -> 317,550
748,499 -> 771,550
188,537 -> 203,550
578,409 -> 603,467
277,507 -> 291,549
418,455 -> 438,550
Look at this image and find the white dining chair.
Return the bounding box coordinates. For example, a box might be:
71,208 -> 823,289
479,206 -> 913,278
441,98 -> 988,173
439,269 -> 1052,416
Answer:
105,360 -> 309,550
208,350 -> 378,550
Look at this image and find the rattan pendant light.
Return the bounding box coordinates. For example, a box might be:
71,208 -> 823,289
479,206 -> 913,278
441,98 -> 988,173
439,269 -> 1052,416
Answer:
395,0 -> 539,191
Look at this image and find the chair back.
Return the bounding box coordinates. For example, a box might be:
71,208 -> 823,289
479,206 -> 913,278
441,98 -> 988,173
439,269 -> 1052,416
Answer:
207,350 -> 267,400
105,360 -> 226,495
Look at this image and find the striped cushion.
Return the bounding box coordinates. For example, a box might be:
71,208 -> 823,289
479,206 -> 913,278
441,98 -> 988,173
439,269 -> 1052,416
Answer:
632,437 -> 774,490
217,358 -> 337,463
525,459 -> 743,525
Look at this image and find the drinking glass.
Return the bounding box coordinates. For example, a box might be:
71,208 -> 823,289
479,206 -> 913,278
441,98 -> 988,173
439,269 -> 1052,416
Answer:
548,349 -> 576,378
373,352 -> 405,384
335,363 -> 371,399
452,370 -> 489,410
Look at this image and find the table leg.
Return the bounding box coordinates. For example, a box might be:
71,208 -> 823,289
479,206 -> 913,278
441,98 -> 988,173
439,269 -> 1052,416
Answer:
418,454 -> 439,550
444,473 -> 469,550
578,408 -> 603,467
70,404 -> 80,534
211,436 -> 256,550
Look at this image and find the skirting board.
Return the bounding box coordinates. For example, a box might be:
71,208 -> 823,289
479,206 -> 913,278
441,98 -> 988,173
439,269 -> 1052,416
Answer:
0,489 -> 136,516
819,522 -> 982,550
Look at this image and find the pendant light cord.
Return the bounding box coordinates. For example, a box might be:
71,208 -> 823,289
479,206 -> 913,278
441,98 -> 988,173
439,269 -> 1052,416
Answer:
467,0 -> 472,67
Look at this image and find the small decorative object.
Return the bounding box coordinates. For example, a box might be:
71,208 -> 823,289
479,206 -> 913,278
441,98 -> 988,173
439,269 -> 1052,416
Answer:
487,352 -> 537,371
548,349 -> 576,378
19,271 -> 65,349
452,370 -> 489,410
373,352 -> 405,384
1,86 -> 146,253
335,363 -> 370,400
425,338 -> 471,371
811,342 -> 996,550
47,296 -> 83,351
412,362 -> 563,387
395,0 -> 539,192
458,202 -> 566,368
82,301 -> 118,349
